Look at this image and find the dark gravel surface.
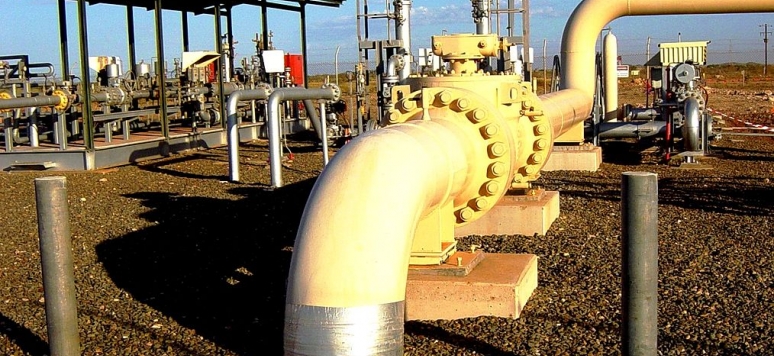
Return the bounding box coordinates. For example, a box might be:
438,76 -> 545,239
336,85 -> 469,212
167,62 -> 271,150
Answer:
1,123 -> 773,355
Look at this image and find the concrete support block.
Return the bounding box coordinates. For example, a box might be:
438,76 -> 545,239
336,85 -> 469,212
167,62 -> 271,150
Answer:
541,144 -> 602,171
454,190 -> 559,237
406,253 -> 538,320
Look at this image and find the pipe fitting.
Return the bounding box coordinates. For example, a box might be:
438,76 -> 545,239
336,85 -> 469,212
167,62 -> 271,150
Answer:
480,124 -> 500,139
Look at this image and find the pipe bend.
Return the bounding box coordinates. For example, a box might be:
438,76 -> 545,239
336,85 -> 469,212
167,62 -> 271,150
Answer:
285,119 -> 471,354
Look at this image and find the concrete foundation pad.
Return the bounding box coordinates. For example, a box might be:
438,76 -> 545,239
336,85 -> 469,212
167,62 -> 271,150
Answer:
541,144 -> 602,171
405,253 -> 538,320
454,191 -> 559,237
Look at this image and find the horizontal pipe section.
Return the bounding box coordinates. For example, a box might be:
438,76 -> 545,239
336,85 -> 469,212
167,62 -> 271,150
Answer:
227,89 -> 271,182
0,95 -> 62,110
538,88 -> 593,138
285,119 -> 474,354
594,121 -> 668,139
268,88 -> 337,187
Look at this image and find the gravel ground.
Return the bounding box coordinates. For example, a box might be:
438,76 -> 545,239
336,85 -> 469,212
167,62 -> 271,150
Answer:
1,105 -> 773,355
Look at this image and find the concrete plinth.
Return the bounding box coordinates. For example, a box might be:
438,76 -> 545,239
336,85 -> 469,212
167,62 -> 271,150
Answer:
405,253 -> 538,320
454,190 -> 559,237
541,143 -> 602,171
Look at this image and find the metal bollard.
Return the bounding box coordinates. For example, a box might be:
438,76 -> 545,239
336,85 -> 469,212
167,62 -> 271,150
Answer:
34,176 -> 80,356
621,172 -> 658,356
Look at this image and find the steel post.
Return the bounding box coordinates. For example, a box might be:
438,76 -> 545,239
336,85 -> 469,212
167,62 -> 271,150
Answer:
76,0 -> 94,150
621,172 -> 659,356
215,4 -> 227,127
182,11 -> 190,52
154,0 -> 169,139
127,6 -> 137,76
34,177 -> 80,356
57,0 -> 70,79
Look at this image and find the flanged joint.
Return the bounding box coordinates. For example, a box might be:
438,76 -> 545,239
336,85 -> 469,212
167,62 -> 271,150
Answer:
0,91 -> 11,113
321,83 -> 342,102
52,89 -> 71,111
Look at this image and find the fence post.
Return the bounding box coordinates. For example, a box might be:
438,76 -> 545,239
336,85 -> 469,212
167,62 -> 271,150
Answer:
35,176 -> 80,356
621,172 -> 658,356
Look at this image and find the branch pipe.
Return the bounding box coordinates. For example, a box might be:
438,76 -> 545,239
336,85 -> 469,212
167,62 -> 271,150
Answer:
226,88 -> 272,182
303,99 -> 324,142
268,88 -> 337,187
561,0 -> 774,104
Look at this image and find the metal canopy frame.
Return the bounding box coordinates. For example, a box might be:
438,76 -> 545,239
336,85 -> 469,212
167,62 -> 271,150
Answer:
88,0 -> 345,14
0,0 -> 346,171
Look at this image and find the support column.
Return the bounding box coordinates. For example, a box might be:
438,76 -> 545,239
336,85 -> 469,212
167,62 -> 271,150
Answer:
522,0 -> 532,81
58,0 -> 70,79
154,0 -> 169,139
76,0 -> 94,149
226,6 -> 235,80
215,4 -> 227,127
127,6 -> 137,76
300,4 -> 309,88
182,11 -> 190,52
262,6 -> 269,50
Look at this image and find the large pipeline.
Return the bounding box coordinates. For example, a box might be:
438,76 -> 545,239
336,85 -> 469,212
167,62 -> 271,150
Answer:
285,0 -> 774,354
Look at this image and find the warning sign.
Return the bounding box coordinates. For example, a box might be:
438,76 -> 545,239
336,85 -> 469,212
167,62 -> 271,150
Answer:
617,65 -> 630,78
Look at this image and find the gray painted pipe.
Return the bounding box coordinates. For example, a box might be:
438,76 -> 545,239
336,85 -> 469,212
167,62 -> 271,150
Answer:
621,172 -> 658,356
624,108 -> 659,121
226,89 -> 271,182
34,177 -> 81,356
595,121 -> 668,139
320,102 -> 329,165
682,97 -> 701,151
473,0 -> 490,35
303,99 -> 324,141
395,0 -> 412,80
268,88 -> 337,188
0,95 -> 62,110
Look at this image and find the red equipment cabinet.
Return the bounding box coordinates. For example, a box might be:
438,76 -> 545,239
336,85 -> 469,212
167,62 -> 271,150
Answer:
284,54 -> 304,86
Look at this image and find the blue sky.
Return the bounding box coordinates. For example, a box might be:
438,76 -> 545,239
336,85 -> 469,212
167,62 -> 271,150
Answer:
2,0 -> 773,76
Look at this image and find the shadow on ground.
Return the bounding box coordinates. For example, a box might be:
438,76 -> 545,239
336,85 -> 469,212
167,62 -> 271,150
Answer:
95,178 -> 317,355
0,313 -> 49,356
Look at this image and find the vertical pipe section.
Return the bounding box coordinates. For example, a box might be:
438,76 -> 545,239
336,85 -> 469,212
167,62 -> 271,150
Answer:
473,0 -> 490,35
267,88 -> 336,187
227,89 -> 270,182
58,0 -> 70,79
154,0 -> 169,139
34,177 -> 80,356
395,0 -> 412,80
76,0 -> 94,150
127,6 -> 137,77
621,172 -> 659,356
320,101 -> 329,165
604,31 -> 619,121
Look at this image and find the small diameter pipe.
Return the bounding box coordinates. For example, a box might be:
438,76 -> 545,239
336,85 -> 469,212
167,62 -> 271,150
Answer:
227,88 -> 271,182
34,177 -> 80,356
621,172 -> 658,356
319,101 -> 329,165
268,88 -> 336,188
